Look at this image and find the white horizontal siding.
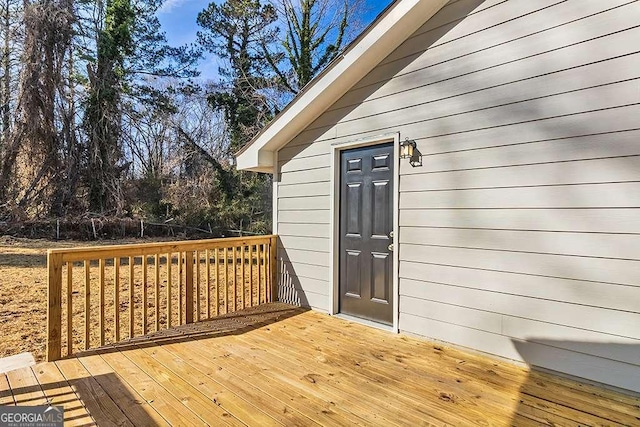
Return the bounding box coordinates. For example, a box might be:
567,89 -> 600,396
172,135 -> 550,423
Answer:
278,236 -> 329,253
278,210 -> 329,224
278,223 -> 331,239
400,313 -> 640,393
320,31 -> 640,129
280,261 -> 329,282
399,244 -> 639,287
400,156 -> 640,191
400,129 -> 640,175
275,0 -> 640,392
278,196 -> 330,211
279,248 -> 330,267
349,0 -> 638,101
278,168 -> 329,186
399,208 -> 640,234
399,182 -> 640,209
279,259 -> 329,311
400,261 -> 640,314
399,227 -> 640,261
400,282 -> 640,340
400,293 -> 640,361
334,79 -> 640,141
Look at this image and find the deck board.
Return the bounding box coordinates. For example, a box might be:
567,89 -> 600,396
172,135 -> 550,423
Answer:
160,339 -> 320,426
171,337 -> 368,427
6,366 -> 48,406
97,348 -> 208,426
31,361 -> 95,426
282,311 -> 640,424
112,344 -> 244,426
74,352 -> 166,426
0,374 -> 14,406
229,326 -> 460,425
136,341 -> 282,426
3,303 -> 639,426
55,356 -> 133,427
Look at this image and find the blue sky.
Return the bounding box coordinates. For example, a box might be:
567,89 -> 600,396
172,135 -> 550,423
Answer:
158,0 -> 392,81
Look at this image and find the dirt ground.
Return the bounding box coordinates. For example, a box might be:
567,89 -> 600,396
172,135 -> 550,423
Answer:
0,236 -> 269,362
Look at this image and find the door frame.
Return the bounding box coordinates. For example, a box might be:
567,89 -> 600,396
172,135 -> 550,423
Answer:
329,132 -> 400,332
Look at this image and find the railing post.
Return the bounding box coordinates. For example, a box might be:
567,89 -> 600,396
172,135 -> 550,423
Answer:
47,251 -> 63,362
270,236 -> 278,303
185,250 -> 194,323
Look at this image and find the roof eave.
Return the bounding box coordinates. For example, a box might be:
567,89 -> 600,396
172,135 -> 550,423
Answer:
236,0 -> 448,173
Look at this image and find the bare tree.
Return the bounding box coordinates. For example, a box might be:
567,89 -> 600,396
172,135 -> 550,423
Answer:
0,0 -> 74,218
265,0 -> 362,95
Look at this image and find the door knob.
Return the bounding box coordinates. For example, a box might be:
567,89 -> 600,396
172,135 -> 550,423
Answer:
388,243 -> 394,251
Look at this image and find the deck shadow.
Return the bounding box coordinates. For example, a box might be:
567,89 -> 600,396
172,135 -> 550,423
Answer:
6,371 -> 156,426
70,303 -> 308,358
510,339 -> 640,425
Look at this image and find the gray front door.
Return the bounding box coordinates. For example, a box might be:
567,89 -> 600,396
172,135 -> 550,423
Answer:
339,143 -> 394,325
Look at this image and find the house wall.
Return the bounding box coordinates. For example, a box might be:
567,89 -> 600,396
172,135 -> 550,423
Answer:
275,0 -> 640,392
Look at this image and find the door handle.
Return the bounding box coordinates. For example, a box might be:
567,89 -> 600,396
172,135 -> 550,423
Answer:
388,243 -> 394,252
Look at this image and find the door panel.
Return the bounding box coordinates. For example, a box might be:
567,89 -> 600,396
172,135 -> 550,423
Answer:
339,143 -> 394,325
371,252 -> 390,302
346,183 -> 362,236
345,250 -> 362,297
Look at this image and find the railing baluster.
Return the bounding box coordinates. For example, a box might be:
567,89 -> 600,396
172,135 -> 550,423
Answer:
142,256 -> 148,335
66,262 -> 73,356
249,245 -> 254,307
266,243 -> 271,303
84,260 -> 90,350
185,251 -> 194,324
99,259 -> 105,346
114,258 -> 120,342
241,245 -> 246,309
167,252 -> 172,328
195,250 -> 200,322
223,247 -> 228,314
270,236 -> 277,303
178,252 -> 183,325
263,244 -> 268,304
206,249 -> 211,319
129,256 -> 134,338
257,244 -> 262,304
155,254 -> 160,332
232,246 -> 237,312
214,249 -> 219,316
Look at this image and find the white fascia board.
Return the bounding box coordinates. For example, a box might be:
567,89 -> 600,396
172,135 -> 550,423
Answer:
236,0 -> 447,173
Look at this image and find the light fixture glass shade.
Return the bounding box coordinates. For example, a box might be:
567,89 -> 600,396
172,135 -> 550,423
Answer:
409,152 -> 422,167
400,139 -> 416,159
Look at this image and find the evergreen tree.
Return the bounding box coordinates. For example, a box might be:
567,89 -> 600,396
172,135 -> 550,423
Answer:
197,0 -> 278,234
83,0 -> 200,215
197,0 -> 278,153
84,0 -> 134,214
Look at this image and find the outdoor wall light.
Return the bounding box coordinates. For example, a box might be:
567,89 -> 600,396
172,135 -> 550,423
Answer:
400,138 -> 422,167
399,138 -> 416,159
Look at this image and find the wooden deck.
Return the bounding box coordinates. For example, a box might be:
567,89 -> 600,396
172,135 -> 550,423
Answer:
2,304 -> 639,426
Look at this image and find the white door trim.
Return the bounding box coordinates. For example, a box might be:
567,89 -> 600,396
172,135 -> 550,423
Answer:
329,132 -> 400,332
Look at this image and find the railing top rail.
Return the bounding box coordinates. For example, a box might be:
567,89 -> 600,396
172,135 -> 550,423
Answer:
48,235 -> 276,263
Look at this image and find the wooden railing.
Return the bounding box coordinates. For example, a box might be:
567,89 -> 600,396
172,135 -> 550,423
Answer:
46,235 -> 277,361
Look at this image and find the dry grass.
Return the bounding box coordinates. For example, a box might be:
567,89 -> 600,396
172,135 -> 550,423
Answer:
0,236 -> 270,362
